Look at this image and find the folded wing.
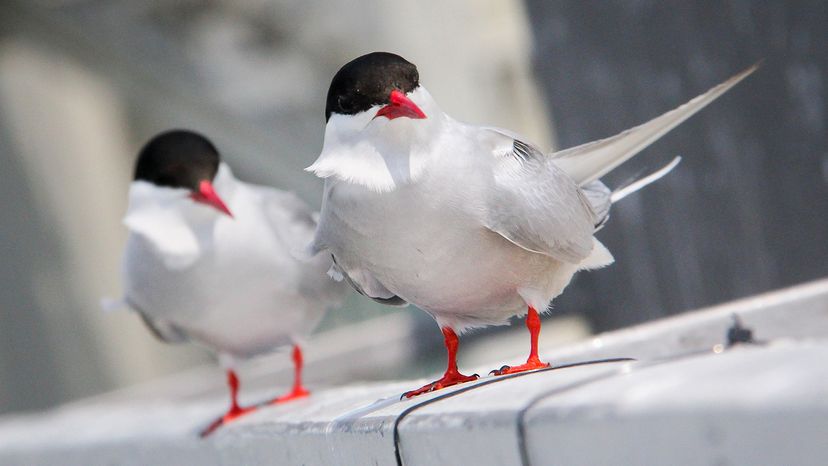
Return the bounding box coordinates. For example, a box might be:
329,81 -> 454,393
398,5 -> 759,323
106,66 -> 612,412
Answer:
483,131 -> 598,264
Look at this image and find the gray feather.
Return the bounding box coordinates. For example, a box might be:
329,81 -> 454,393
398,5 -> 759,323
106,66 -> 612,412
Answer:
126,296 -> 189,344
331,255 -> 408,306
483,130 -> 598,264
581,180 -> 612,230
552,64 -> 757,186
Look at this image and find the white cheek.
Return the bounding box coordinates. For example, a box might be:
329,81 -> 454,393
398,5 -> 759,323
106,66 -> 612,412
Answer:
124,202 -> 201,268
123,182 -> 210,267
309,90 -> 445,192
326,110 -> 378,142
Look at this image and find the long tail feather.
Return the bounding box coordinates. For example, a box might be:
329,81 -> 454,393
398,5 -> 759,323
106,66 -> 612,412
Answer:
554,63 -> 759,186
611,156 -> 682,203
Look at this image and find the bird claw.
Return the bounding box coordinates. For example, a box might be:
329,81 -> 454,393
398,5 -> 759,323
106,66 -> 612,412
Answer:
270,386 -> 310,404
489,365 -> 510,376
402,371 -> 479,399
200,405 -> 257,437
490,360 -> 550,376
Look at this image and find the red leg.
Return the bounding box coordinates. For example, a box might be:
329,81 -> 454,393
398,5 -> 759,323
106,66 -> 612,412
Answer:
403,327 -> 479,398
272,345 -> 310,404
200,370 -> 256,437
491,306 -> 551,376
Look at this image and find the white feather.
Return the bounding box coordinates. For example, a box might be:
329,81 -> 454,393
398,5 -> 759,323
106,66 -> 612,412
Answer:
311,66 -> 753,332
123,182 -> 202,268
327,263 -> 344,281
553,64 -> 758,186
611,156 -> 682,203
306,87 -> 446,193
122,163 -> 348,358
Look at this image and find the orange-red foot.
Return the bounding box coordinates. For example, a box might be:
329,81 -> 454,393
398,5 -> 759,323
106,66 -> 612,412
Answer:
270,345 -> 311,404
490,358 -> 550,376
200,405 -> 257,437
270,386 -> 310,404
402,371 -> 479,398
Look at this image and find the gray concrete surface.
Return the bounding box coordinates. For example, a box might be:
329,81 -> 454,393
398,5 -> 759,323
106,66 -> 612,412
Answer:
0,278 -> 826,465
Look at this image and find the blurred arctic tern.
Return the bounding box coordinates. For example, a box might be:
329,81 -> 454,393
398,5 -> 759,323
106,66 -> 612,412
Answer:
115,130 -> 346,433
308,52 -> 756,397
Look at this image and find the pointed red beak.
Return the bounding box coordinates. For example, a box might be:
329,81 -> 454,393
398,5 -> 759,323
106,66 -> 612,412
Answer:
190,180 -> 233,217
375,89 -> 427,120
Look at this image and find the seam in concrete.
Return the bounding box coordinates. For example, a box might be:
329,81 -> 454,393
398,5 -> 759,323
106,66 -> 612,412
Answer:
513,346 -> 748,465
392,358 -> 634,466
515,372 -> 628,466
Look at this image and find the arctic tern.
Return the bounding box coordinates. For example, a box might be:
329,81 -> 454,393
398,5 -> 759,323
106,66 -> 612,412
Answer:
116,130 -> 346,432
308,52 -> 756,397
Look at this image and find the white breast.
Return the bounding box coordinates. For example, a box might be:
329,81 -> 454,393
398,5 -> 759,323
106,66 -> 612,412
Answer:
124,179 -> 343,358
319,161 -> 575,333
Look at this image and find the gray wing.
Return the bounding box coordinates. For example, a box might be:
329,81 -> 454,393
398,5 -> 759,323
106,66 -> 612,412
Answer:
125,297 -> 188,344
581,180 -> 612,230
330,255 -> 407,306
258,188 -> 319,253
551,64 -> 757,186
257,186 -> 350,307
483,129 -> 599,264
138,313 -> 189,344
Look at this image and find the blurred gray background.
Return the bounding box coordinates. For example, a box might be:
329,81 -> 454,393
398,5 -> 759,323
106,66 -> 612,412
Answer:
0,0 -> 825,415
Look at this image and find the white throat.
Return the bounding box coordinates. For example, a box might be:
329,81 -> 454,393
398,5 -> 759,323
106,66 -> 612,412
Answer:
123,163 -> 237,268
307,87 -> 445,192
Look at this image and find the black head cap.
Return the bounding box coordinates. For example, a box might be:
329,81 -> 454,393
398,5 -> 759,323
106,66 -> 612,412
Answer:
325,52 -> 420,121
134,130 -> 220,191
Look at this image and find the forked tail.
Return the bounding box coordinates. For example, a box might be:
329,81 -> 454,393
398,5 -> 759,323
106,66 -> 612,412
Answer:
553,64 -> 758,186
610,156 -> 682,203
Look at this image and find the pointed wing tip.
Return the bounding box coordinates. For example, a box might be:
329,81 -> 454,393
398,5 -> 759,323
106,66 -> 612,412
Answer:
553,63 -> 757,185
693,61 -> 761,107
726,61 -> 762,87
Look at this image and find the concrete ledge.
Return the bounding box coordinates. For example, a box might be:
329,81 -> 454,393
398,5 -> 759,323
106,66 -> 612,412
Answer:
1,278 -> 827,465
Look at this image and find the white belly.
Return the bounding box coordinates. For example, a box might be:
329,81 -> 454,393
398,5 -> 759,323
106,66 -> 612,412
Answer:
125,218 -> 328,358
323,182 -> 580,332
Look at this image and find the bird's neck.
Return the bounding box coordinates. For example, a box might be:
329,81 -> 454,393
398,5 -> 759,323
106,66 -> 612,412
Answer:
308,115 -> 450,193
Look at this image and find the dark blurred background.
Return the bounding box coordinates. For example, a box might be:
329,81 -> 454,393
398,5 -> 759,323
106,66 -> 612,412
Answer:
1,0 -> 825,415
525,1 -> 827,331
